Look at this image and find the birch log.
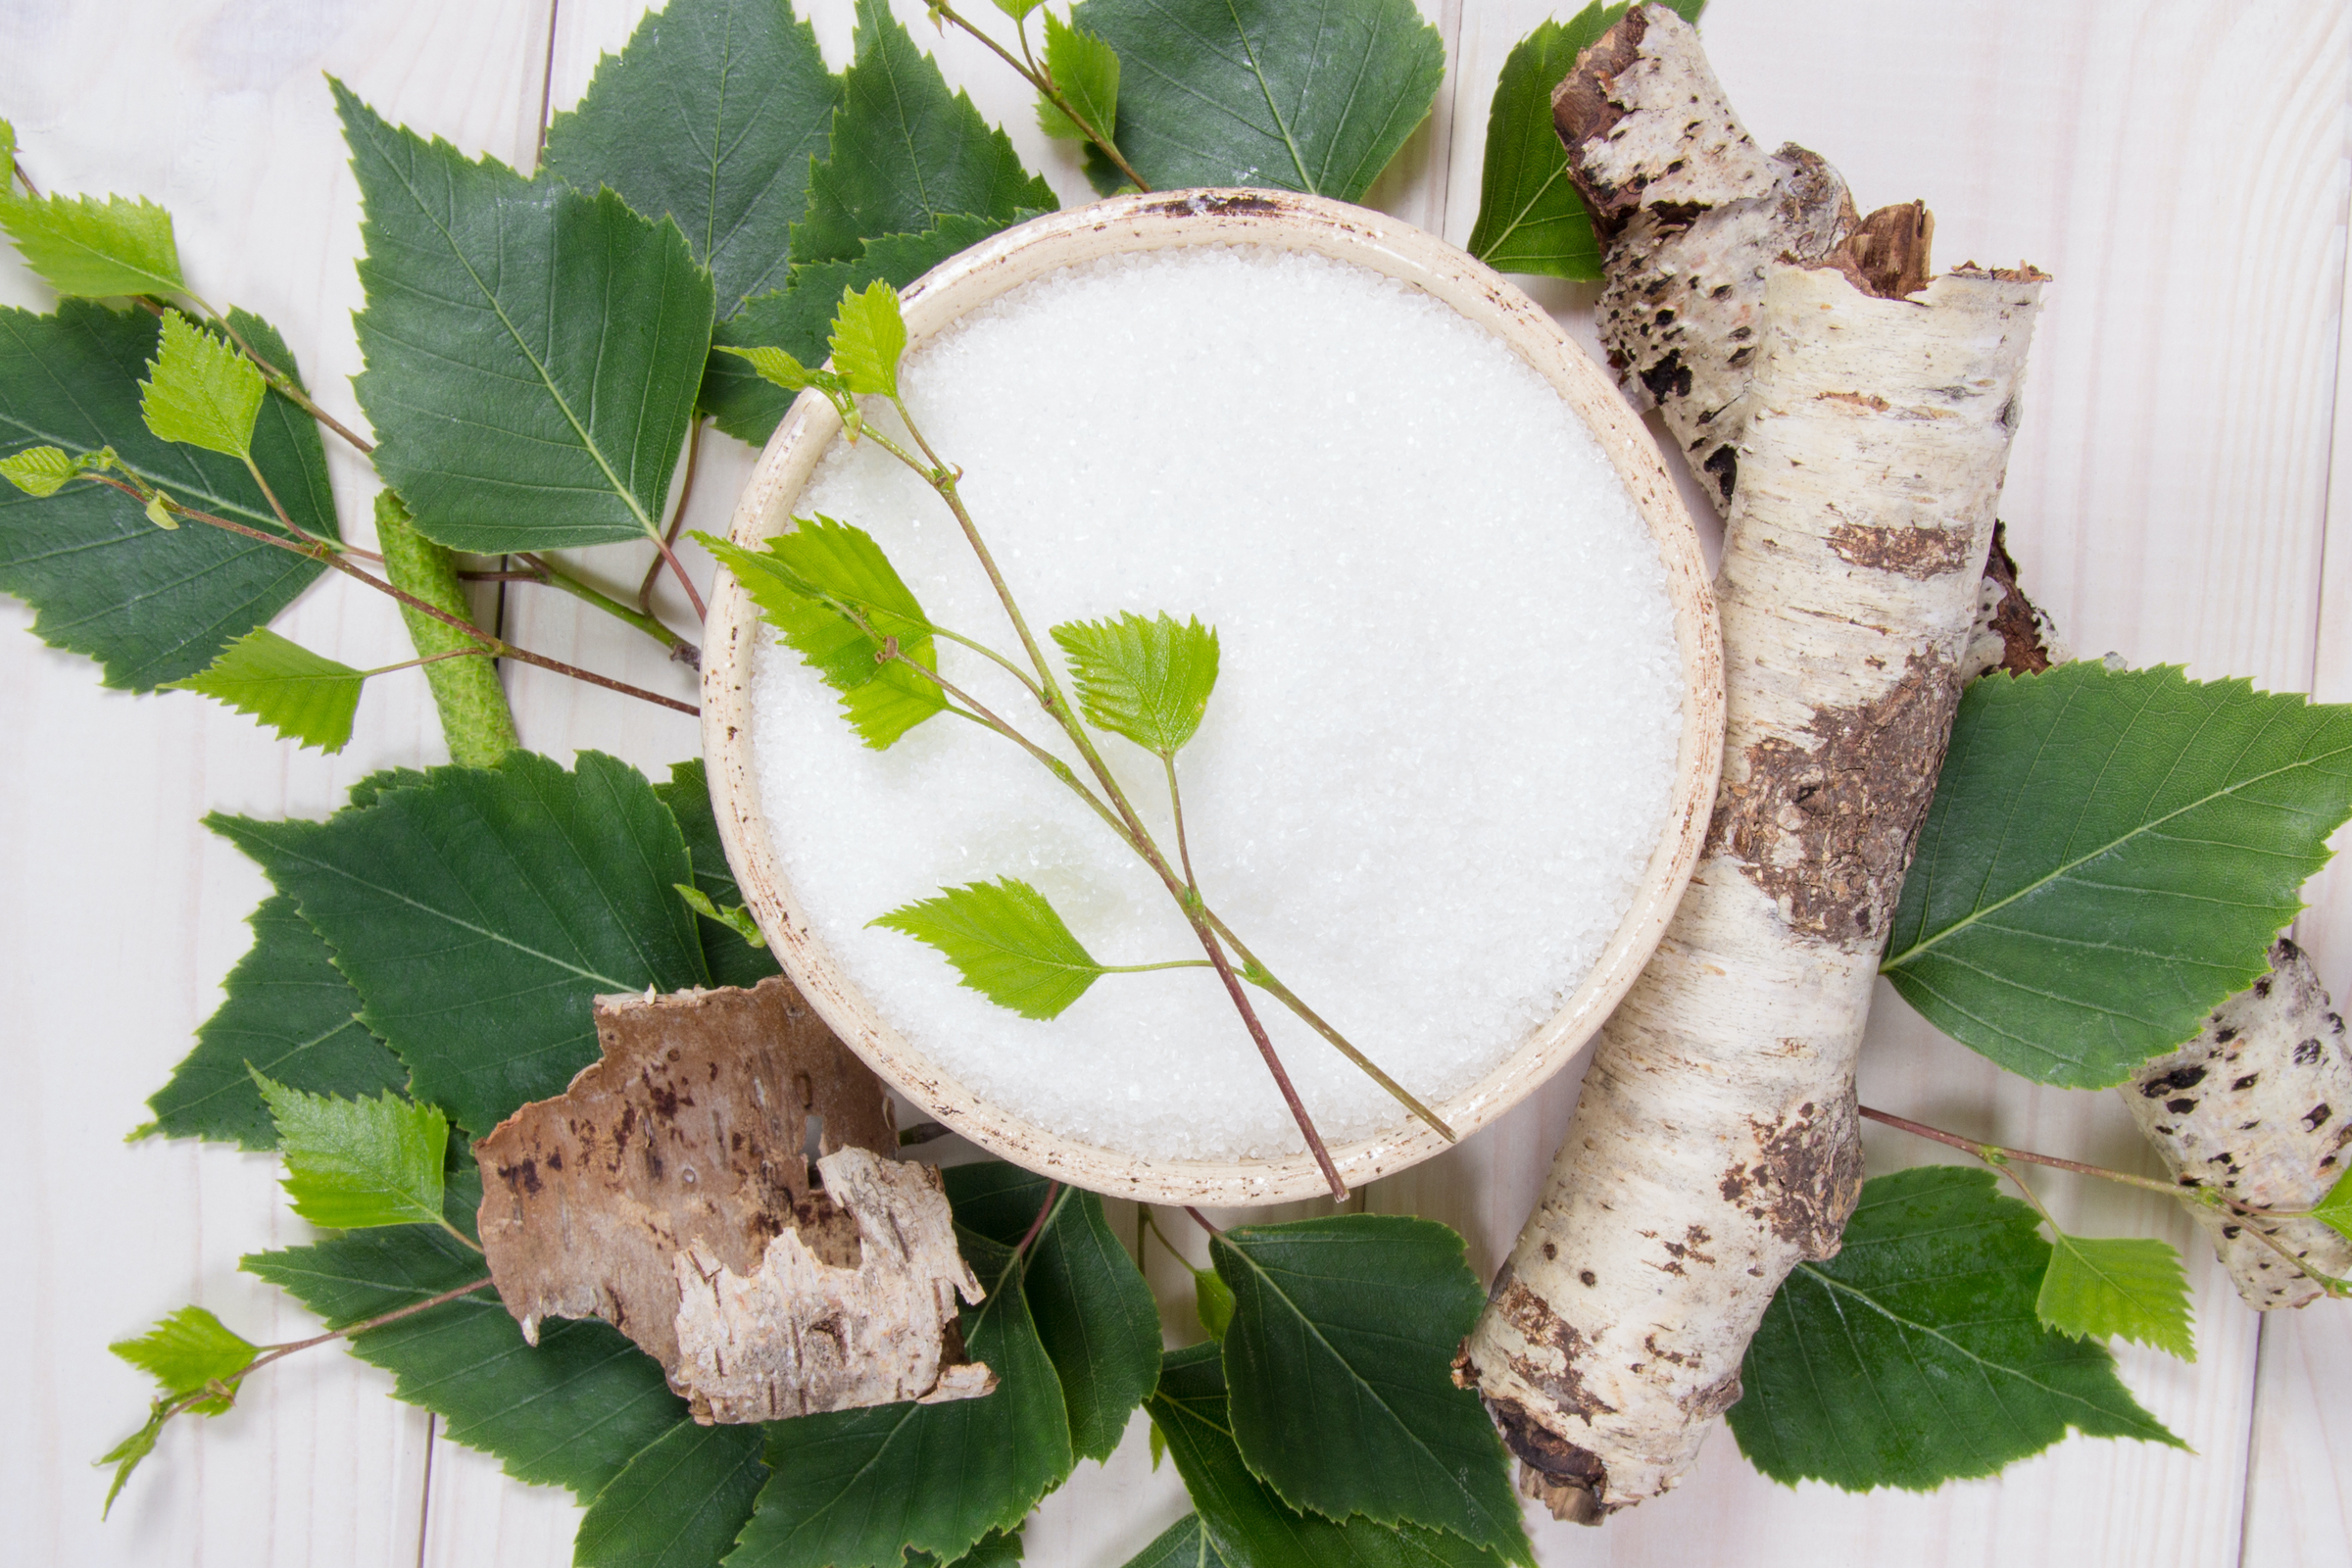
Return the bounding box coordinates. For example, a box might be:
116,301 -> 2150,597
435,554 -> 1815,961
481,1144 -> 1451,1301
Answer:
1451,7 -> 2046,1519
2125,939 -> 2352,1308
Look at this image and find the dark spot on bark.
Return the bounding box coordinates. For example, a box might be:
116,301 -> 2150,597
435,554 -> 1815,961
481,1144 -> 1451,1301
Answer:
2224,1225 -> 2243,1239
1648,200 -> 1708,229
1641,349 -> 1692,401
649,1084 -> 680,1120
1655,308 -> 1676,325
2217,1028 -> 2239,1044
1489,1279 -> 1619,1426
1717,1096 -> 1864,1256
2297,1039 -> 2326,1065
1827,521 -> 1977,579
500,1158 -> 543,1198
1713,283 -> 1735,299
1726,345 -> 1754,368
2143,1063 -> 2208,1097
2306,1103 -> 2332,1130
1681,1364 -> 1745,1421
1580,1269 -> 1597,1287
2167,1098 -> 2199,1114
2233,1074 -> 2261,1092
1710,651 -> 1966,944
1703,444 -> 1738,502
1543,1242 -> 1558,1260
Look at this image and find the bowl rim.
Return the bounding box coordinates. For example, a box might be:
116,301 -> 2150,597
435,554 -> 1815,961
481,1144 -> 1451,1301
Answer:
702,187 -> 1725,1205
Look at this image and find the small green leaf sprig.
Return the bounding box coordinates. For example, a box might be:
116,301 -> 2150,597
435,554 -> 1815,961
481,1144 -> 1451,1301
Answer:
99,1075 -> 490,1513
705,281 -> 1449,1198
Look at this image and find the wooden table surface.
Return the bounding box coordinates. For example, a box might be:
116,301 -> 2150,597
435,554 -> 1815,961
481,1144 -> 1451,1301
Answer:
4,1 -> 2347,1562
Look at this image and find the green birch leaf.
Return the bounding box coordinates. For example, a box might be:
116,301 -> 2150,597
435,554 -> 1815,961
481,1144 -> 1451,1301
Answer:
905,1529 -> 1024,1568
730,1231 -> 1074,1568
1727,1165 -> 2185,1491
0,442 -> 83,496
335,80 -> 713,554
873,878 -> 1108,1020
0,301 -> 336,688
253,1073 -> 447,1230
1118,1515 -> 1235,1568
790,0 -> 1055,267
994,0 -> 1048,18
1196,1270 -> 1235,1342
702,519 -> 948,748
704,215 -> 1024,443
1067,0 -> 1445,202
98,1408 -> 168,1518
110,1306 -> 257,1413
1148,1346 -> 1502,1568
162,627 -> 366,753
1668,0 -> 1707,21
715,342 -> 826,393
244,1218 -> 691,1497
1051,612 -> 1219,758
1465,7 -> 1623,279
656,759 -> 782,988
1037,16 -> 1120,144
828,278 -> 906,398
141,893 -> 406,1149
140,309 -> 266,459
0,121 -> 14,179
0,188 -> 183,297
2037,1231 -> 2196,1361
209,751 -> 710,1136
543,0 -> 841,319
2314,1167 -> 2352,1246
1212,1216 -> 1529,1562
1883,663 -> 2352,1087
574,1419 -> 770,1568
945,1162 -> 1163,1463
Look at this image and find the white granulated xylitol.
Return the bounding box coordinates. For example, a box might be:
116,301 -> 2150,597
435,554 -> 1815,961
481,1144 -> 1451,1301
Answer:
749,244 -> 1683,1162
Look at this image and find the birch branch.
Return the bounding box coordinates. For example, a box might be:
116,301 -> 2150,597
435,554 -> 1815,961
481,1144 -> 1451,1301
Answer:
1452,6 -> 2046,1520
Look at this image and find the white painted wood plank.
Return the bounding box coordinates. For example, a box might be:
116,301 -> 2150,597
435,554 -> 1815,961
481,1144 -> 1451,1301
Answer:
0,1 -> 556,1562
2247,25 -> 2352,1562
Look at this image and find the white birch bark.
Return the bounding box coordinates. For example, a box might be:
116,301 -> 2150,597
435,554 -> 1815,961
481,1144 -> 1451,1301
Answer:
1453,19 -> 2046,1507
2124,939 -> 2352,1308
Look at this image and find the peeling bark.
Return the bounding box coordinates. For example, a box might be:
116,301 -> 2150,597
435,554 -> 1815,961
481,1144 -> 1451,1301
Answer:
2124,939 -> 2352,1308
1459,7 -> 2045,1517
1960,519 -> 2062,680
473,977 -> 987,1421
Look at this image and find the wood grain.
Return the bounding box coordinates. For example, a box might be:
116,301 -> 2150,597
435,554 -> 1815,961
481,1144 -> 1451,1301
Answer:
5,0 -> 2347,1563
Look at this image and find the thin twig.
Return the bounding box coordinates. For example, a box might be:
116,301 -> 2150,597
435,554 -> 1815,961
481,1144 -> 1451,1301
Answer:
1013,1181 -> 1066,1262
158,1274 -> 495,1425
654,529 -> 707,621
206,308 -> 377,455
1858,1105 -> 2212,1203
1182,1206 -> 1223,1238
517,552 -> 701,666
640,416 -> 704,614
931,1 -> 1152,191
86,475 -> 699,715
1861,1102 -> 2352,1298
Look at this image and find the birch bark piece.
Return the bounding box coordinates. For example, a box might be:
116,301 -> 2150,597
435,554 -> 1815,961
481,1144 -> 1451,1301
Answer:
472,976 -> 988,1421
2123,939 -> 2352,1308
1457,14 -> 2047,1514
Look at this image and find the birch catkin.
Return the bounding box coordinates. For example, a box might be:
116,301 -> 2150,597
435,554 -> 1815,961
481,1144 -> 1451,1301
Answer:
1452,7 -> 2046,1518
